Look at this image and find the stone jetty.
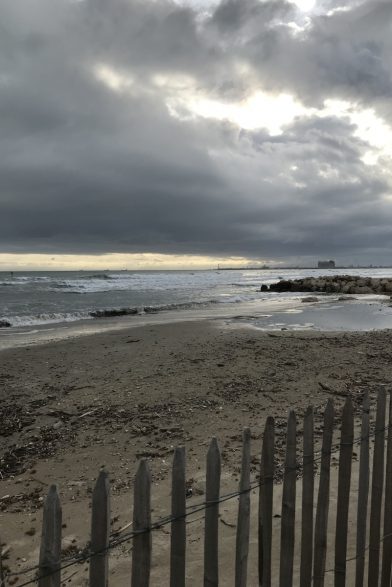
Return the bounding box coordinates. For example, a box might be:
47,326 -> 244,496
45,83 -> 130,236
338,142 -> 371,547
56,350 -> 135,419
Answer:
268,275 -> 392,295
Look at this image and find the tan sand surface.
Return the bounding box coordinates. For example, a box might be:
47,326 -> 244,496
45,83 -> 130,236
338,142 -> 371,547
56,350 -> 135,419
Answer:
1,319 -> 392,585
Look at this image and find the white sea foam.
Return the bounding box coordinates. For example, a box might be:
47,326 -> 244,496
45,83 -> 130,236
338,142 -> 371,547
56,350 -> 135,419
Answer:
217,294 -> 261,303
54,272 -> 227,294
5,311 -> 92,327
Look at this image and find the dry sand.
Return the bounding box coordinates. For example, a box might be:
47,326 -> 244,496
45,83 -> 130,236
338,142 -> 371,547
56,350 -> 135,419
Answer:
1,319 -> 392,585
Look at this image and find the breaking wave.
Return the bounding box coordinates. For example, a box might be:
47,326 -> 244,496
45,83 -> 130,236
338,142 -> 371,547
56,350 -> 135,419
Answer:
0,295 -> 263,328
2,311 -> 92,328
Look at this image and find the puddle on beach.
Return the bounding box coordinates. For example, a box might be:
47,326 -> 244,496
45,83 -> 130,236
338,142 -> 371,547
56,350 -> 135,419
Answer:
233,300 -> 392,332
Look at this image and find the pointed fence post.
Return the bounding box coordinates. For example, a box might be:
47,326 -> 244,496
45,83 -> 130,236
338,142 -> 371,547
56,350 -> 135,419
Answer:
131,460 -> 152,587
38,484 -> 62,587
279,411 -> 296,587
204,437 -> 221,587
259,416 -> 275,587
334,397 -> 354,587
170,447 -> 186,587
300,406 -> 314,587
368,388 -> 386,587
355,391 -> 370,587
381,392 -> 392,587
89,470 -> 110,587
235,427 -> 251,587
313,399 -> 334,587
0,539 -> 4,587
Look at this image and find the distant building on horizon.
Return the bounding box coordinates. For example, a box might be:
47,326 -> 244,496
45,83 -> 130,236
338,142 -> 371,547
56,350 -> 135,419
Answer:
318,259 -> 336,269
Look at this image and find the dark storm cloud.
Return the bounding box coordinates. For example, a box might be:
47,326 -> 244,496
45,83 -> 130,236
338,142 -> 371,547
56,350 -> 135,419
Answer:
210,0 -> 294,34
1,0 -> 392,264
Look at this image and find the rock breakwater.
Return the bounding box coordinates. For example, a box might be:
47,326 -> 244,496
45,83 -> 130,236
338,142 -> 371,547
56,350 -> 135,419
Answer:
268,275 -> 392,295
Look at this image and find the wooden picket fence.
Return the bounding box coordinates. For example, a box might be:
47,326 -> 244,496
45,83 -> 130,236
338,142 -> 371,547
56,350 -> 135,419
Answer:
5,388 -> 392,586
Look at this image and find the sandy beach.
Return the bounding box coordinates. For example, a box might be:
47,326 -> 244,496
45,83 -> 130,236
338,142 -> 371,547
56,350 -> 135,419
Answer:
1,318 -> 392,584
3,0 -> 391,581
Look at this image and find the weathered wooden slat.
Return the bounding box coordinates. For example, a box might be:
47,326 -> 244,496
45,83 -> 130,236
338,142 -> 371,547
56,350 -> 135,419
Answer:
170,447 -> 186,587
300,406 -> 314,587
334,397 -> 354,587
313,399 -> 334,587
235,427 -> 251,587
259,416 -> 275,587
89,470 -> 110,587
381,392 -> 392,587
204,437 -> 221,587
131,460 -> 152,587
368,388 -> 387,586
0,538 -> 4,587
279,410 -> 297,587
355,391 -> 370,587
38,484 -> 62,587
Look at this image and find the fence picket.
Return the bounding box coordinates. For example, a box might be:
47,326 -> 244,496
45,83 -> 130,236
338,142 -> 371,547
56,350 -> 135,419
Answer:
170,447 -> 186,587
235,427 -> 251,587
381,392 -> 392,587
334,397 -> 354,586
0,538 -> 4,587
204,437 -> 221,587
131,460 -> 152,587
38,484 -> 62,587
89,470 -> 110,587
279,410 -> 296,587
355,391 -> 370,587
300,406 -> 314,587
368,388 -> 387,586
259,416 -> 275,587
313,399 -> 334,587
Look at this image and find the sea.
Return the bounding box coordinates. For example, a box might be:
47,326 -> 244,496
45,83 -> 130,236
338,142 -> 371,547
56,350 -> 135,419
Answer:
2,268 -> 392,349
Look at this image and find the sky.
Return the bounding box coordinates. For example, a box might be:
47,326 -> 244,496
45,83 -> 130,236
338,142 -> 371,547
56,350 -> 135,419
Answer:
1,0 -> 392,270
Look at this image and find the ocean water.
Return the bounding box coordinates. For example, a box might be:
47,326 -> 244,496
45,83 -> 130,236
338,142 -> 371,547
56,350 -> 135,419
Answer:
231,300 -> 392,332
1,267 -> 392,328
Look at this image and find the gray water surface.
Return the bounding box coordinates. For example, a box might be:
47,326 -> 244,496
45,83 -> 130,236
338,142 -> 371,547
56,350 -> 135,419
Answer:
234,299 -> 392,331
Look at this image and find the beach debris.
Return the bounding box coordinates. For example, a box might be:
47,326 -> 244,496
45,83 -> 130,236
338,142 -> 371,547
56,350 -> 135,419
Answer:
112,520 -> 133,536
1,545 -> 10,559
186,478 -> 204,498
0,320 -> 11,328
0,405 -> 34,437
0,488 -> 43,512
77,408 -> 99,419
220,518 -> 236,528
318,381 -> 332,391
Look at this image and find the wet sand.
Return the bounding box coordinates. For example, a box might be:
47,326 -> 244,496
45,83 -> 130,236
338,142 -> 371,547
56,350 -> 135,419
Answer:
1,319 -> 392,584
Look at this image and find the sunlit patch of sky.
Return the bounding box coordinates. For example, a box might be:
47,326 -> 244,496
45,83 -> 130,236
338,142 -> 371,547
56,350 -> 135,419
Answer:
94,64 -> 135,93
94,60 -> 392,167
0,253 -> 263,271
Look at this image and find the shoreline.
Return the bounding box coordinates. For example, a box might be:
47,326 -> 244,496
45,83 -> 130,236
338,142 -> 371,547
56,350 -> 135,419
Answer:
1,319 -> 392,583
1,294 -> 391,351
0,297 -> 319,351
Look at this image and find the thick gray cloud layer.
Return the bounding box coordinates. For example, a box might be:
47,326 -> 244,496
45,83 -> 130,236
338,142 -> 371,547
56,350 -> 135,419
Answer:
1,0 -> 392,263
